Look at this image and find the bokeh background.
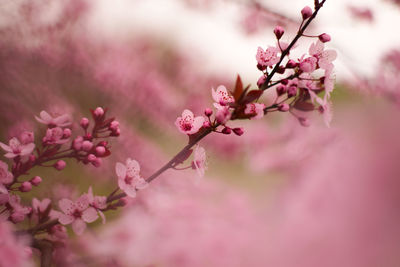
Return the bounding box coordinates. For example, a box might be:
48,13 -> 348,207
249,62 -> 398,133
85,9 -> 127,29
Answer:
1,0 -> 400,266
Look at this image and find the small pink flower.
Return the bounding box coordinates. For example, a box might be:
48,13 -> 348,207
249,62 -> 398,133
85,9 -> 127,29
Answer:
8,195 -> 31,223
256,46 -> 280,68
299,56 -> 317,73
175,109 -> 205,135
116,158 -> 148,198
57,195 -> 98,235
0,137 -> 35,159
35,110 -> 71,128
191,145 -> 207,180
42,127 -> 69,145
87,186 -> 107,224
309,40 -> 337,70
215,106 -> 231,124
0,161 -> 13,186
212,85 -> 235,109
32,198 -> 51,214
244,103 -> 266,119
317,96 -> 333,127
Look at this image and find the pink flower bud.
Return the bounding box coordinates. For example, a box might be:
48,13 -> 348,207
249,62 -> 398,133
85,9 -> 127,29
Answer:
278,103 -> 290,112
232,127 -> 244,136
301,6 -> 313,20
92,158 -> 102,167
63,128 -> 71,138
87,154 -> 96,162
95,146 -> 106,156
30,176 -> 42,186
80,117 -> 89,129
298,117 -> 311,127
276,85 -> 287,96
109,120 -> 119,131
29,155 -> 36,163
286,59 -> 297,68
273,26 -> 284,39
257,75 -> 267,88
110,128 -> 120,137
280,79 -> 289,85
93,107 -> 104,118
204,108 -> 213,117
203,121 -> 211,128
221,127 -> 232,135
19,131 -> 34,145
84,133 -> 93,141
20,181 -> 32,192
54,160 -> 66,171
319,33 -> 331,43
82,140 -> 93,152
73,136 -> 84,151
277,65 -> 285,74
287,86 -> 298,98
10,213 -> 25,223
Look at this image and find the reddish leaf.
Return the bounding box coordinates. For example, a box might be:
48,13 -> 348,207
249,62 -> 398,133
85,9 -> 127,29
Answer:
233,75 -> 243,101
241,90 -> 263,104
293,101 -> 315,111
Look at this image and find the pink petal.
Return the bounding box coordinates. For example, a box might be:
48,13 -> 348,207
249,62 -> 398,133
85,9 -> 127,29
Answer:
192,116 -> 205,131
126,158 -> 140,174
20,143 -> 35,156
0,184 -> 7,194
122,184 -> 137,198
72,218 -> 86,235
75,195 -> 89,211
211,88 -> 218,103
58,214 -> 74,225
98,210 -> 106,224
4,153 -> 17,158
59,198 -> 74,215
39,111 -> 52,122
40,198 -> 51,212
87,186 -> 94,202
34,115 -> 47,124
53,114 -> 71,126
181,109 -> 194,119
175,117 -> 186,134
82,207 -> 98,223
135,178 -> 148,190
32,198 -> 40,211
0,142 -> 12,153
115,162 -> 127,179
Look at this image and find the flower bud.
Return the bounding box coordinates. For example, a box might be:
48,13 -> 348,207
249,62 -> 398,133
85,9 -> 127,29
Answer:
63,128 -> 71,139
273,26 -> 284,39
98,141 -> 108,147
72,136 -> 84,151
278,103 -> 290,112
232,127 -> 244,136
30,176 -> 42,186
287,86 -> 298,98
221,127 -> 232,135
92,158 -> 102,167
110,128 -> 120,137
54,160 -> 66,171
82,141 -> 93,152
298,117 -> 311,127
276,85 -> 287,96
109,121 -> 119,131
257,75 -> 267,88
319,33 -> 331,43
80,117 -> 89,129
19,181 -> 32,192
286,59 -> 297,68
277,65 -> 285,74
301,6 -> 313,20
93,107 -> 104,119
203,121 -> 211,128
95,146 -> 106,156
29,155 -> 36,163
87,154 -> 96,162
204,108 -> 213,117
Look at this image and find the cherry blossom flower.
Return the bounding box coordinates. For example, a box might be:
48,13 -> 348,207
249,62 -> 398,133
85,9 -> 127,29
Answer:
0,137 -> 35,159
215,106 -> 231,124
0,161 -> 13,193
19,131 -> 34,145
309,40 -> 337,70
299,56 -> 317,73
175,109 -> 205,135
87,187 -> 107,224
42,127 -> 69,145
8,195 -> 31,223
212,85 -> 235,109
256,46 -> 280,68
116,158 -> 148,198
57,195 -> 99,235
317,96 -> 333,127
34,110 -> 71,128
191,145 -> 207,180
244,103 -> 266,119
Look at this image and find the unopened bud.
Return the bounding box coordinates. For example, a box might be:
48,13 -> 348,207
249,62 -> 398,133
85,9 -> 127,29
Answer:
63,128 -> 71,139
273,26 -> 284,39
232,127 -> 244,136
278,103 -> 290,112
257,75 -> 267,88
301,6 -> 313,20
276,85 -> 287,96
54,160 -> 66,171
80,117 -> 89,129
92,158 -> 102,167
204,108 -> 213,117
30,176 -> 42,186
286,59 -> 297,68
20,181 -> 32,192
319,33 -> 331,43
221,127 -> 232,135
82,141 -> 93,152
87,154 -> 96,162
95,146 -> 106,156
287,86 -> 298,98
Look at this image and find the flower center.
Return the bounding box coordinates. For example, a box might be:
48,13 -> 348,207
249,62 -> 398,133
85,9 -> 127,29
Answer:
72,209 -> 82,218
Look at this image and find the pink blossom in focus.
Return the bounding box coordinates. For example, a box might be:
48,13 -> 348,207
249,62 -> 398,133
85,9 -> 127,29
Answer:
34,110 -> 71,128
56,195 -> 99,235
256,46 -> 280,68
116,158 -> 148,198
175,109 -> 205,135
42,127 -> 69,145
212,85 -> 235,109
309,40 -> 337,70
299,56 -> 317,73
191,145 -> 207,180
0,137 -> 35,159
87,186 -> 107,224
245,103 -> 266,119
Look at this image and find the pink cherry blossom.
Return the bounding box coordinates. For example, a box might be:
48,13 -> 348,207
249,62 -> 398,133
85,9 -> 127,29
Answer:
215,106 -> 231,124
116,158 -> 148,198
57,195 -> 99,235
256,46 -> 280,68
0,161 -> 13,187
34,110 -> 71,128
0,137 -> 35,159
191,145 -> 207,180
42,127 -> 69,145
87,186 -> 107,224
244,103 -> 266,119
309,40 -> 337,70
19,131 -> 34,145
212,85 -> 235,109
299,56 -> 317,73
175,109 -> 205,135
317,96 -> 333,127
8,195 -> 31,223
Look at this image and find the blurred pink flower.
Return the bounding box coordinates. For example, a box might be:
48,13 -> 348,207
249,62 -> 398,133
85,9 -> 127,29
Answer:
0,137 -> 35,159
8,195 -> 31,223
256,46 -> 280,68
56,195 -> 98,235
87,187 -> 107,224
175,109 -> 204,135
0,161 -> 13,192
116,159 -> 148,198
245,103 -> 266,119
34,110 -> 71,128
191,145 -> 207,180
309,40 -> 337,71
